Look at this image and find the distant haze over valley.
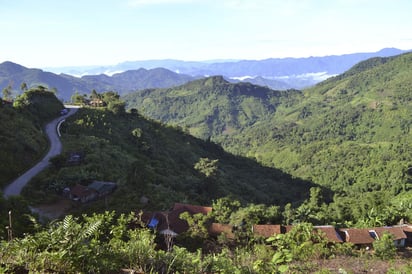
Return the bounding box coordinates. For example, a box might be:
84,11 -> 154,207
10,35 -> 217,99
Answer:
44,48 -> 409,89
0,48 -> 410,102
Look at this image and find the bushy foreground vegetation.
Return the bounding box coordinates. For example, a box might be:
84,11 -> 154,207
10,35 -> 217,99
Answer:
1,211 -> 411,273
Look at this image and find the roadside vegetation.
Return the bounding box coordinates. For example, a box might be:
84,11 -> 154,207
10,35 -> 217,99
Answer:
0,86 -> 64,244
0,86 -> 63,188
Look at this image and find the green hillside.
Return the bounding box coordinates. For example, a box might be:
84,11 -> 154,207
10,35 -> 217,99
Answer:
124,53 -> 412,225
235,53 -> 412,189
22,105 -> 313,213
0,86 -> 64,188
124,76 -> 301,139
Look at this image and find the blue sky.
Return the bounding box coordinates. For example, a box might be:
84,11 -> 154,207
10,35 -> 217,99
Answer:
1,0 -> 412,68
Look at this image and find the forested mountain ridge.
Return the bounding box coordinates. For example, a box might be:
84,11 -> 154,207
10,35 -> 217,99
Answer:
79,67 -> 195,93
124,52 -> 412,226
0,61 -> 195,101
123,76 -> 300,139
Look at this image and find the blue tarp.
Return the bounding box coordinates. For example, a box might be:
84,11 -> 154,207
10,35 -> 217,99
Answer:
148,217 -> 159,229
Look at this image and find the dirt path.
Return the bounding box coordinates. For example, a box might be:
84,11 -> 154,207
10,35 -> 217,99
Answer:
3,107 -> 79,198
30,198 -> 74,221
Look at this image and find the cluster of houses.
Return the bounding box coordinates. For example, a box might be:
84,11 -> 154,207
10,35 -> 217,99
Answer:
88,98 -> 105,107
140,203 -> 412,249
1,99 -> 13,106
59,150 -> 118,203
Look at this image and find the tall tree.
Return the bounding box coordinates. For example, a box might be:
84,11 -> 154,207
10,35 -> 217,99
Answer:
2,85 -> 12,100
90,89 -> 98,100
71,91 -> 86,105
194,158 -> 218,178
20,82 -> 28,92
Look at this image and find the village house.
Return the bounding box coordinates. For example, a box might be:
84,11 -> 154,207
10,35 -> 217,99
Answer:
339,228 -> 380,248
65,184 -> 97,203
64,181 -> 117,203
88,99 -> 105,107
88,181 -> 117,198
252,224 -> 285,238
339,226 -> 408,248
314,225 -> 344,244
374,226 -> 408,248
398,224 -> 412,246
211,224 -> 343,244
141,203 -> 212,236
67,152 -> 84,165
208,223 -> 235,239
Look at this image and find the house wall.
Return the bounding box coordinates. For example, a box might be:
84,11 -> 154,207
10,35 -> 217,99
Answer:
394,239 -> 406,248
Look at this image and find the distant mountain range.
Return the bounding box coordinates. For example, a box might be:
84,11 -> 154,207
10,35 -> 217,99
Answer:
45,47 -> 410,89
0,62 -> 194,101
1,48 -> 409,101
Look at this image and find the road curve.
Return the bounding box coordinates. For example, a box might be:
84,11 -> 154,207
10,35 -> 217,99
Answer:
3,107 -> 79,198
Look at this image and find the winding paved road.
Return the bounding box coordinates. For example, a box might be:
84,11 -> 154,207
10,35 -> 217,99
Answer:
3,107 -> 79,198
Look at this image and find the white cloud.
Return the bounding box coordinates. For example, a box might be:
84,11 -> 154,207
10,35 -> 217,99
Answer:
230,76 -> 257,81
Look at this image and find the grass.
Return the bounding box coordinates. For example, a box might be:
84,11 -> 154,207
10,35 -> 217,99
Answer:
289,252 -> 412,273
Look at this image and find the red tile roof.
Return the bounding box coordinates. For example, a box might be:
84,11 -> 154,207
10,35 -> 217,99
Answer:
314,226 -> 343,243
398,225 -> 412,233
339,228 -> 375,244
70,184 -> 96,198
172,203 -> 212,215
208,223 -> 234,239
139,203 -> 212,235
284,225 -> 294,233
374,227 -> 407,240
253,225 -> 283,238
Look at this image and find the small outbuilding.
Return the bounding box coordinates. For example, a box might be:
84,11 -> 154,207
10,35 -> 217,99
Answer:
88,181 -> 117,197
65,181 -> 116,203
67,184 -> 97,203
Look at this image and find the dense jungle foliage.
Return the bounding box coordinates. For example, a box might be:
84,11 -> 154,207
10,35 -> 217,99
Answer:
124,53 -> 412,227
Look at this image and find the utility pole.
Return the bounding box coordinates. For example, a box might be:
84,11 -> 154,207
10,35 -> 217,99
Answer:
6,210 -> 13,241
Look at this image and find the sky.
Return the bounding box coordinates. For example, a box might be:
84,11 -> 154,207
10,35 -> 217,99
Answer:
1,0 -> 412,68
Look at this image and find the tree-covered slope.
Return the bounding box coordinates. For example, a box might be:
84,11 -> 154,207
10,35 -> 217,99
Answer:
23,106 -> 313,212
124,76 -> 301,139
123,53 -> 412,225
0,87 -> 64,188
235,52 -> 412,190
